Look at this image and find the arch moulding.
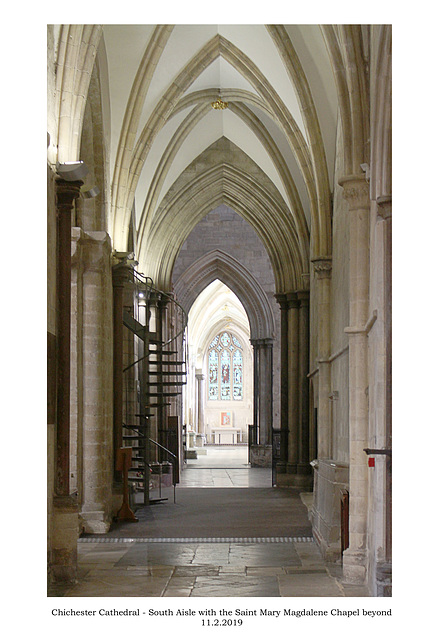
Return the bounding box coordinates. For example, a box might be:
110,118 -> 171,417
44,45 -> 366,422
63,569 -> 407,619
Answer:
173,250 -> 276,342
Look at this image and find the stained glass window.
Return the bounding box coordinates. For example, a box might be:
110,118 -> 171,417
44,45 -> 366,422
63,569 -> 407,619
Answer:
233,349 -> 243,400
221,349 -> 231,400
208,331 -> 243,401
208,350 -> 218,400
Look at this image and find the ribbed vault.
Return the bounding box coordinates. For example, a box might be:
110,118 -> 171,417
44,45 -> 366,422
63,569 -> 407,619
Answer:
321,25 -> 370,175
110,32 -> 331,260
140,138 -> 308,293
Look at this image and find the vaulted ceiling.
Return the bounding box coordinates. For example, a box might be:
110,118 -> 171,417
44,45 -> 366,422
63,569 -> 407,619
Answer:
97,25 -> 339,291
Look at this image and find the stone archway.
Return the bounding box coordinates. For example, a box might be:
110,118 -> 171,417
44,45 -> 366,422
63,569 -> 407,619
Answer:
174,250 -> 275,460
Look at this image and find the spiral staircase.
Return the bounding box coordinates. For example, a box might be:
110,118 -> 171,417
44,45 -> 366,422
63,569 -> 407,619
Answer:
114,264 -> 188,508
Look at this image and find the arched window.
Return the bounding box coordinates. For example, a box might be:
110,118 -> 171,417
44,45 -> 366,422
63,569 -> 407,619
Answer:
208,331 -> 243,401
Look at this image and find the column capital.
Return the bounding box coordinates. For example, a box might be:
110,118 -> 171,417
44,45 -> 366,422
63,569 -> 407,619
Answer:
112,261 -> 133,288
296,290 -> 310,306
311,256 -> 332,279
338,174 -> 370,210
55,178 -> 83,213
81,231 -> 112,273
376,194 -> 392,221
286,292 -> 300,308
274,292 -> 288,310
275,292 -> 299,309
250,337 -> 274,347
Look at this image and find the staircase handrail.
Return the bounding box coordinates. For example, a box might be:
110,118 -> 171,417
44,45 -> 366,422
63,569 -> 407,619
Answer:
149,438 -> 177,503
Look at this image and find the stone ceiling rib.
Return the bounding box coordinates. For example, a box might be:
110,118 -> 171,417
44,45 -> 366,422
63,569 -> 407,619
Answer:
136,97 -> 309,262
267,25 -> 331,258
111,33 -> 318,260
111,25 -> 174,248
321,25 -> 369,175
55,24 -> 103,163
141,157 -> 304,292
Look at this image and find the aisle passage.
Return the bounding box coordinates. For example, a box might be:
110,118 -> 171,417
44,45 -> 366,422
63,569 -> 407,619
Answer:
180,445 -> 271,488
49,447 -> 369,597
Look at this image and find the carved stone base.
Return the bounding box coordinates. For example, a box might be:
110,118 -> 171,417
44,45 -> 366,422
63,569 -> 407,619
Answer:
376,561 -> 392,596
342,548 -> 367,584
250,445 -> 272,467
276,472 -> 313,490
80,510 -> 111,534
49,495 -> 79,584
310,459 -> 348,561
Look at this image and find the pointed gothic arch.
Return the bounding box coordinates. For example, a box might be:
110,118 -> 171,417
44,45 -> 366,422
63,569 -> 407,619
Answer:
141,139 -> 308,293
174,249 -> 275,447
173,249 -> 275,342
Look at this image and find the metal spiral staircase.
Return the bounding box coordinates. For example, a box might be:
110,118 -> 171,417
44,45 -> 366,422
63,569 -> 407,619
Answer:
117,267 -> 188,508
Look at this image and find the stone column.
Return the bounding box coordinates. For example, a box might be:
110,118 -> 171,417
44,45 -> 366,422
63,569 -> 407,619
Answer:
252,341 -> 260,437
274,294 -> 289,471
287,294 -> 300,473
80,231 -> 113,534
51,178 -> 82,583
376,194 -> 392,592
311,258 -> 332,459
258,339 -> 273,446
195,372 -> 205,433
339,175 -> 371,584
297,291 -> 311,480
70,229 -> 84,500
55,179 -> 83,496
112,264 -> 130,478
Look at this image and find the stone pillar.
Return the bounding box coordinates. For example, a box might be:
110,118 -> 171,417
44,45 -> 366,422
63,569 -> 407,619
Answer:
257,339 -> 273,446
274,294 -> 289,471
287,294 -> 300,473
80,231 -> 113,534
50,179 -> 82,585
297,291 -> 311,479
195,372 -> 206,433
55,178 -> 82,496
339,175 -> 371,584
250,338 -> 273,465
376,194 -> 392,592
112,264 -> 129,478
311,258 -> 332,459
274,291 -> 312,489
252,342 -> 260,436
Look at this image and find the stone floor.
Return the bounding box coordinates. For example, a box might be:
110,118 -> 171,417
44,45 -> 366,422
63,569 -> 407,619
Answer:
50,539 -> 368,597
49,447 -> 369,598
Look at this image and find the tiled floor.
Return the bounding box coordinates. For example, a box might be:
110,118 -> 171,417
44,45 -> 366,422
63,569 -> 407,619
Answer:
51,539 -> 368,597
179,446 -> 272,487
49,447 -> 370,598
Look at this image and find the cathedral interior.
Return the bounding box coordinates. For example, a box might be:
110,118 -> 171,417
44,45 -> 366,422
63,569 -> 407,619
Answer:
46,23 -> 392,599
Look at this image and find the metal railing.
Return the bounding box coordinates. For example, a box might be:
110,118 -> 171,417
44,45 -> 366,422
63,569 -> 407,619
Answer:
149,438 -> 177,503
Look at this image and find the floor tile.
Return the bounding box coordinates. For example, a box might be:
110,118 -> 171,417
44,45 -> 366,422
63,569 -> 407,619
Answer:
63,574 -> 171,597
173,565 -> 220,577
115,543 -> 196,567
191,574 -> 280,597
228,543 -> 301,566
278,572 -> 344,597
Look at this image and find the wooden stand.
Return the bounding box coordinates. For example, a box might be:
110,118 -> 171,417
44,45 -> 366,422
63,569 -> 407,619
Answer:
115,447 -> 138,522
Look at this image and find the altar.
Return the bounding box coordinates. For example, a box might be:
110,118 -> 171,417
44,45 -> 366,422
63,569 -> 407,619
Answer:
211,427 -> 242,444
